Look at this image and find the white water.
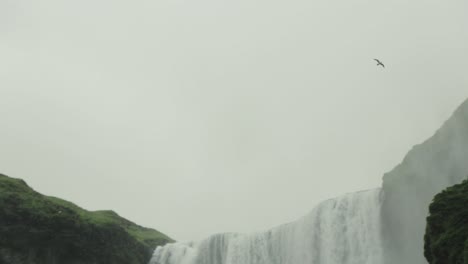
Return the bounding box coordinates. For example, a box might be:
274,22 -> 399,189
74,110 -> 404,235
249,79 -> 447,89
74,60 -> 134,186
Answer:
150,189 -> 384,264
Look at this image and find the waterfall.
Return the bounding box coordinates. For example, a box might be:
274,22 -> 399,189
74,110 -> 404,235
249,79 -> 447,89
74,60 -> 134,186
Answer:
150,189 -> 384,264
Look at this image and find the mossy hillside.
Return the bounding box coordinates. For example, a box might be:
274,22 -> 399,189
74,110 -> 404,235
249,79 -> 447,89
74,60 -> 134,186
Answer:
424,179 -> 468,264
0,174 -> 173,264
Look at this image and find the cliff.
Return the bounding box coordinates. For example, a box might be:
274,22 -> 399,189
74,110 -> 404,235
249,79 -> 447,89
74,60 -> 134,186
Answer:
0,174 -> 173,264
424,179 -> 468,264
381,99 -> 468,263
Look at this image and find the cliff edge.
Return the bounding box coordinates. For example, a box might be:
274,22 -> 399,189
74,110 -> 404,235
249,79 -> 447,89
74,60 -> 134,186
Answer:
381,99 -> 468,263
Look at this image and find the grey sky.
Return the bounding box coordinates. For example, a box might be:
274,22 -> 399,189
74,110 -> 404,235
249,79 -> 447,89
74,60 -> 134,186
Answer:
1,0 -> 467,241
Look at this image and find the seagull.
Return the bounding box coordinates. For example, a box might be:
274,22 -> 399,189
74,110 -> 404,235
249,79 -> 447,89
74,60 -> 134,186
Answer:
374,59 -> 385,68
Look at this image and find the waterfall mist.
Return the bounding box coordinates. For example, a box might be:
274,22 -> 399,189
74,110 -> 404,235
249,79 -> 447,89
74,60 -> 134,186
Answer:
151,189 -> 384,264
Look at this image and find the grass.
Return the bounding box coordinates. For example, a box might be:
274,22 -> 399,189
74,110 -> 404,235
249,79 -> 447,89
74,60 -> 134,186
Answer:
0,173 -> 173,264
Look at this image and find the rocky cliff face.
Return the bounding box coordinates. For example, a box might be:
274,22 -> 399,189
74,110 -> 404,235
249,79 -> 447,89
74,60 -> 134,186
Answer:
381,99 -> 468,264
0,174 -> 173,264
424,179 -> 468,264
149,99 -> 468,264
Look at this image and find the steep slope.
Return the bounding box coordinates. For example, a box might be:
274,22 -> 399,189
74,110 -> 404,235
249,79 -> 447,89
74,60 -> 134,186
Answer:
0,174 -> 173,264
381,99 -> 468,264
424,179 -> 468,264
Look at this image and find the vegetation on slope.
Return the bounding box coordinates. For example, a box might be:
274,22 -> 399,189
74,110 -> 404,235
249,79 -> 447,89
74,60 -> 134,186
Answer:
0,174 -> 173,264
424,179 -> 468,264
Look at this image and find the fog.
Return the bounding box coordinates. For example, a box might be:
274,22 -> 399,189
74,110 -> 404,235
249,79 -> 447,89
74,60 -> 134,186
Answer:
0,0 -> 467,241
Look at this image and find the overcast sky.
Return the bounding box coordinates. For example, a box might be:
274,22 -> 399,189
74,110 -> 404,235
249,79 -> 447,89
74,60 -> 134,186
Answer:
1,0 -> 467,241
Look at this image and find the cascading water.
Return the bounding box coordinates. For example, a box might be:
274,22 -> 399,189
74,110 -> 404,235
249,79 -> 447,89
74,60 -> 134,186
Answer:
150,99 -> 468,264
150,189 -> 384,264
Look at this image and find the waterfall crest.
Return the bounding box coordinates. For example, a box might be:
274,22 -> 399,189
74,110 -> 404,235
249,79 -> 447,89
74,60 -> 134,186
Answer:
150,189 -> 384,264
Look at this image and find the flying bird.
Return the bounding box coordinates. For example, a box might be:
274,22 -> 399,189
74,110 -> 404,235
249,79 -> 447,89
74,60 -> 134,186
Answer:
374,59 -> 385,68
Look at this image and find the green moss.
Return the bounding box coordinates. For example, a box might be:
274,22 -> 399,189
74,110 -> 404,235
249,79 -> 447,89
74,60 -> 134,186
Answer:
424,178 -> 468,264
0,174 -> 173,264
